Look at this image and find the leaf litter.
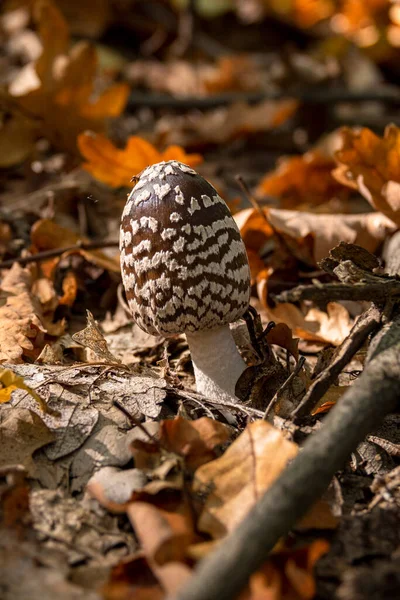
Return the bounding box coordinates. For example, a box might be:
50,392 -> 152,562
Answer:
1,0 -> 400,599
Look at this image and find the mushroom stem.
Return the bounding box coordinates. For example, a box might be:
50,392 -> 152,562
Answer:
186,325 -> 246,402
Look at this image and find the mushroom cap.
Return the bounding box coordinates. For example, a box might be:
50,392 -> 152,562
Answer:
120,160 -> 250,336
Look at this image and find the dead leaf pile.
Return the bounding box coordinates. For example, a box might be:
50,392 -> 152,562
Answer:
89,417 -> 333,600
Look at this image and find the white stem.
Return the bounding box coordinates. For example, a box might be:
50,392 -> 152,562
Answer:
185,325 -> 247,402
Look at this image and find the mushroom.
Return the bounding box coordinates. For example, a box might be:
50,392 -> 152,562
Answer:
120,160 -> 251,402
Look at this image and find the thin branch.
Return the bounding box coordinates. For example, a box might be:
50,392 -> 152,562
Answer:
0,240 -> 119,269
128,86 -> 400,111
172,314 -> 400,600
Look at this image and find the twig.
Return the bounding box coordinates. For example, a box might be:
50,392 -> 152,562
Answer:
274,280 -> 400,305
291,305 -> 381,419
263,356 -> 305,420
0,240 -> 119,269
127,86 -> 400,111
112,399 -> 162,446
172,314 -> 400,600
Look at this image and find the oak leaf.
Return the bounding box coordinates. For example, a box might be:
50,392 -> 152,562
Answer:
193,420 -> 336,539
235,207 -> 397,265
257,149 -> 348,210
334,124 -> 400,227
78,131 -> 203,188
0,264 -> 47,363
4,0 -> 129,159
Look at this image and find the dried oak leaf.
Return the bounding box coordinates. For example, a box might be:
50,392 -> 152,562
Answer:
334,125 -> 400,227
160,417 -> 231,470
235,207 -> 396,265
5,0 -> 128,157
72,310 -> 120,363
0,264 -> 47,363
193,420 -> 336,539
240,539 -> 330,600
78,131 -> 203,188
257,149 -> 348,209
257,278 -> 352,345
0,408 -> 55,476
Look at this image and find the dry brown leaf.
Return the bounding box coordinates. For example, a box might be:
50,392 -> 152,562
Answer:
0,264 -> 47,363
5,0 -> 129,158
194,420 -> 335,538
266,322 -> 299,361
241,540 -> 330,600
127,495 -> 195,565
257,278 -> 352,345
72,310 -> 120,363
235,207 -> 397,264
160,417 -> 231,470
0,408 -> 55,476
257,149 -> 348,210
30,218 -> 120,273
78,131 -> 203,188
334,125 -> 400,227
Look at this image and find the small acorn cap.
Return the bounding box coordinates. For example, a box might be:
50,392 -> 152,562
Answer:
120,160 -> 250,336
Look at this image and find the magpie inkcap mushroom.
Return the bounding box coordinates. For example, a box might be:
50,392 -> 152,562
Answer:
120,160 -> 251,401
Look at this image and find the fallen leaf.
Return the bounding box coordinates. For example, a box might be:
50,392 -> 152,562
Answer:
0,264 -> 47,363
103,553 -> 165,600
78,131 -> 203,188
257,282 -> 352,345
160,417 -> 231,470
334,124 -> 400,227
235,207 -> 397,264
266,322 -> 299,361
257,149 -> 348,210
127,494 -> 195,565
312,386 -> 348,415
72,310 -> 121,363
0,408 -> 55,476
193,420 -> 293,538
242,540 -> 330,600
5,0 -> 129,158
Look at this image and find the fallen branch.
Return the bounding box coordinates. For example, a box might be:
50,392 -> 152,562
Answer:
173,313 -> 400,600
274,281 -> 400,304
0,240 -> 119,269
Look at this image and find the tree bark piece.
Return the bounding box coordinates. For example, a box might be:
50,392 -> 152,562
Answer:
172,316 -> 400,600
274,281 -> 400,304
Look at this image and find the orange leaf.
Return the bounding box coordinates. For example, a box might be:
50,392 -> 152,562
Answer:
334,124 -> 400,226
160,417 -> 231,470
257,149 -> 347,210
78,131 -> 203,188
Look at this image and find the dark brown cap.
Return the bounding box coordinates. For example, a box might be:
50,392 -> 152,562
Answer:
120,160 -> 250,335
